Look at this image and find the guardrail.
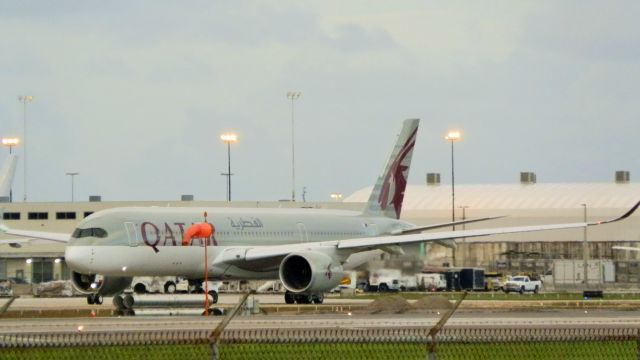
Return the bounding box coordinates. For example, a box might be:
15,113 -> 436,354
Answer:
1,327 -> 638,348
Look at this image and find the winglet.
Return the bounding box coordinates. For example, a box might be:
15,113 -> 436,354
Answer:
588,200 -> 640,226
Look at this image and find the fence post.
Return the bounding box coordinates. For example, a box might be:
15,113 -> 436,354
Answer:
0,296 -> 16,317
636,327 -> 640,360
209,291 -> 254,360
426,291 -> 468,360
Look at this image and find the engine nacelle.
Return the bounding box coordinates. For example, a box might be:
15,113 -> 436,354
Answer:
279,252 -> 345,293
71,271 -> 132,296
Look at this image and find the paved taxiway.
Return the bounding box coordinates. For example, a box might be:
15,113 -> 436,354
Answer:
9,294 -> 640,310
2,310 -> 640,334
5,294 -> 369,310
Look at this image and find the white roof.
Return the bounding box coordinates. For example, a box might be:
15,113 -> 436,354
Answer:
345,183 -> 640,210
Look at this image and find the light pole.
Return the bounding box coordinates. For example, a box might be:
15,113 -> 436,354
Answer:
459,205 -> 470,266
220,133 -> 238,202
18,95 -> 33,202
2,137 -> 19,202
581,203 -> 588,288
66,172 -> 79,202
330,193 -> 343,202
444,130 -> 461,229
445,130 -> 461,266
286,91 -> 302,201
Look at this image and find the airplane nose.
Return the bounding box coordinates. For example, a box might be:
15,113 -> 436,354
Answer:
64,246 -> 93,273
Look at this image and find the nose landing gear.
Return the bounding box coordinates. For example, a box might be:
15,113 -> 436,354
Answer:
86,293 -> 103,305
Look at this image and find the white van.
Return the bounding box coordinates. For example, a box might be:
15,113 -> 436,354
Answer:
417,273 -> 446,291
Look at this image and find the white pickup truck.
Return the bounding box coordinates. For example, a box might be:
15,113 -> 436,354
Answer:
503,276 -> 542,294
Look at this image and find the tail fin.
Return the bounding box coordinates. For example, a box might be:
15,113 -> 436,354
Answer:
364,119 -> 419,219
0,155 -> 18,202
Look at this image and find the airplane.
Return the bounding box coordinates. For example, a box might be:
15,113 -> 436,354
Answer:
0,154 -> 24,247
612,246 -> 640,252
1,119 -> 639,305
0,154 -> 17,203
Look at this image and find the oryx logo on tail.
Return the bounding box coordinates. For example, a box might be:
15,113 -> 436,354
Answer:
365,119 -> 419,220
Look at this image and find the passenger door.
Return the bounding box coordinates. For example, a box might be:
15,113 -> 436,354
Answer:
297,223 -> 308,243
124,222 -> 139,247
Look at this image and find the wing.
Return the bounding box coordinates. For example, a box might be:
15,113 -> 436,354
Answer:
222,200 -> 640,264
390,216 -> 504,235
0,224 -> 70,243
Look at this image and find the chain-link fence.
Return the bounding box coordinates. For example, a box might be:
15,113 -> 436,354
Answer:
1,327 -> 638,359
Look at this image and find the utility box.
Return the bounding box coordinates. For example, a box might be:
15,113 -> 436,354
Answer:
520,172 -> 537,184
615,171 -> 630,183
426,173 -> 441,186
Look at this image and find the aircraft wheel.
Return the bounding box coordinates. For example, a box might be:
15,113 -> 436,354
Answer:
133,283 -> 147,294
313,294 -> 324,304
294,294 -> 311,304
165,282 -> 177,294
208,290 -> 219,304
284,291 -> 295,304
86,294 -> 95,305
94,294 -> 103,305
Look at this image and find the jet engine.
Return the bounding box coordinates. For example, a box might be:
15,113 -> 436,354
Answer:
279,252 -> 345,293
71,271 -> 132,297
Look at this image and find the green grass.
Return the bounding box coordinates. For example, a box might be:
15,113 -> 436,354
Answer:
344,292 -> 640,301
1,341 -> 636,359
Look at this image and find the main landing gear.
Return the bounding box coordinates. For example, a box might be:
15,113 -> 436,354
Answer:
284,291 -> 324,304
86,293 -> 103,305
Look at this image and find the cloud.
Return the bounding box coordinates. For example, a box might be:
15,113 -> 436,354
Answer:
0,1 -> 639,202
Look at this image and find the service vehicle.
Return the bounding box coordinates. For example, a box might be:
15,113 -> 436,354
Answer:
503,276 -> 542,294
417,273 -> 446,291
369,269 -> 402,292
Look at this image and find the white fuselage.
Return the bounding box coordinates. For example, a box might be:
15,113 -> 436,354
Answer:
65,207 -> 411,280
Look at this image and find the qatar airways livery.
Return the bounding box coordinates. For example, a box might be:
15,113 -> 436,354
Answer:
2,119 -> 638,304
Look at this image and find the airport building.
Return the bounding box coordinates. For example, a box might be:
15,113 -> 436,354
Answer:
347,171 -> 640,289
2,171 -> 640,289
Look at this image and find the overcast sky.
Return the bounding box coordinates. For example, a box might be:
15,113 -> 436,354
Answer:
1,1 -> 639,203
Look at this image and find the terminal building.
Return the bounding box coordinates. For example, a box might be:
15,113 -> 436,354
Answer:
1,171 -> 640,290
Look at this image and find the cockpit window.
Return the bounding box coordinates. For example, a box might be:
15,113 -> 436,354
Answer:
72,227 -> 108,238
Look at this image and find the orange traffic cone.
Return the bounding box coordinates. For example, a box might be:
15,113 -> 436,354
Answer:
89,309 -> 96,318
